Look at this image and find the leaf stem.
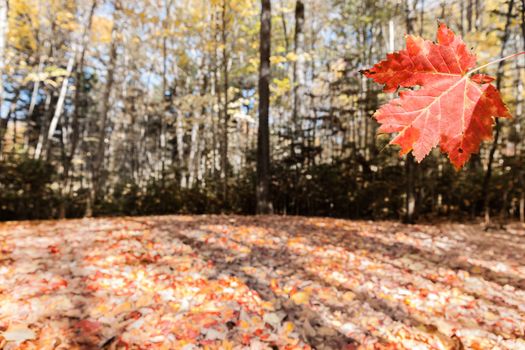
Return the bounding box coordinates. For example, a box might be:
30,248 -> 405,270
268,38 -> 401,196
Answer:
469,51 -> 525,75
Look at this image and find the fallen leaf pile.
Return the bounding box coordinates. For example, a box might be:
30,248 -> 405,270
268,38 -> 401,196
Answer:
0,216 -> 524,349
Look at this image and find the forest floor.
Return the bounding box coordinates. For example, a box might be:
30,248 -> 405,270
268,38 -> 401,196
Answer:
0,216 -> 524,350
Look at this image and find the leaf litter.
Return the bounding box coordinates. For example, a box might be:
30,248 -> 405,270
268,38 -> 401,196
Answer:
0,216 -> 524,349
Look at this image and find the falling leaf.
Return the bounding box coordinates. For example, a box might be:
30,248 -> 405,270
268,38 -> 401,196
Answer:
362,23 -> 511,169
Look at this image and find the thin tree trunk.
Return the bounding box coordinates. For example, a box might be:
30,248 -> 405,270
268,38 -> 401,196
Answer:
67,0 -> 97,175
34,53 -> 75,160
290,0 -> 304,210
517,0 -> 525,223
257,0 -> 272,214
0,111 -> 9,156
56,0 -> 98,219
475,0 -> 482,29
24,54 -> 44,154
91,15 -> 118,207
0,90 -> 20,156
522,0 -> 525,52
188,68 -> 208,188
28,57 -> 44,119
419,0 -> 424,35
0,118 -> 7,156
187,114 -> 200,187
292,0 -> 304,146
0,0 -> 7,124
467,0 -> 473,31
220,0 -> 230,205
11,109 -> 16,151
482,0 -> 514,225
279,0 -> 289,52
389,19 -> 395,52
161,0 -> 173,187
212,30 -> 219,179
176,110 -> 184,184
460,0 -> 465,36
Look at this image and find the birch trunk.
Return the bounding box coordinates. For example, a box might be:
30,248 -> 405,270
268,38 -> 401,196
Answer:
34,53 -> 75,160
187,115 -> 200,188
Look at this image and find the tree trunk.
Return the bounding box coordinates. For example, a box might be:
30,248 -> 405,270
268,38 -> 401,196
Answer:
187,114 -> 200,188
257,0 -> 272,214
91,13 -> 118,209
419,0 -> 424,35
388,19 -> 395,52
0,0 -> 7,123
467,0 -> 473,32
34,53 -> 75,160
160,0 -> 173,187
518,0 -> 525,224
188,68 -> 208,188
482,0 -> 514,225
55,0 -> 98,219
279,0 -> 289,52
0,90 -> 20,156
28,57 -> 44,119
211,39 -> 219,178
220,0 -> 230,205
0,0 -> 9,157
66,0 -> 97,179
176,110 -> 184,183
519,190 -> 525,224
522,0 -> 525,52
292,0 -> 304,153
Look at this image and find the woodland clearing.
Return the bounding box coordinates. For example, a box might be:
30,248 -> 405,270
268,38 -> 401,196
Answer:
0,216 -> 524,349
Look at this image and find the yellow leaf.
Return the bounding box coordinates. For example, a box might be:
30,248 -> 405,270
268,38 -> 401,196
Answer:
169,302 -> 180,311
93,304 -> 110,316
113,301 -> 132,315
270,55 -> 286,65
342,291 -> 356,302
291,291 -> 309,305
286,52 -> 298,62
282,321 -> 294,334
221,340 -> 234,350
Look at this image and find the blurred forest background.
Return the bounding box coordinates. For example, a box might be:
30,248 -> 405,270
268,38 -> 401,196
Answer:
0,0 -> 524,222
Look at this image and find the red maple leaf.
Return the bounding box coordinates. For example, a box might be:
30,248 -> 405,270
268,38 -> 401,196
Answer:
362,23 -> 512,169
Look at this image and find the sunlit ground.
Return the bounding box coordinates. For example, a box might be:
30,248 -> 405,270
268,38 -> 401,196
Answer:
0,216 -> 524,349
